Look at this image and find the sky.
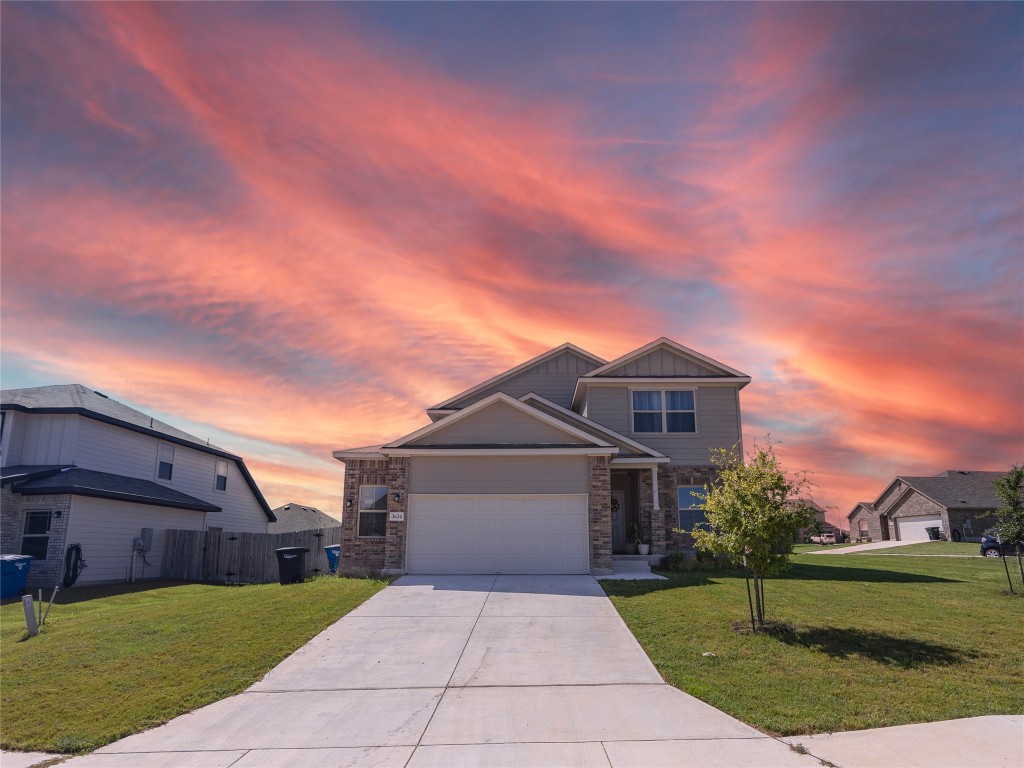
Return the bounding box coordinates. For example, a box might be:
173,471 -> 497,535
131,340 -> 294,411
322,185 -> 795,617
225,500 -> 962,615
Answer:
2,2 -> 1022,526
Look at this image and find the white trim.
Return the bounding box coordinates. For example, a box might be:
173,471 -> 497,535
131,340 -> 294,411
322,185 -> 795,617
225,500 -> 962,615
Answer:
583,337 -> 748,379
332,450 -> 388,462
572,377 -> 749,409
386,447 -> 619,457
386,392 -> 613,449
428,343 -> 606,411
518,392 -> 667,458
425,409 -> 456,421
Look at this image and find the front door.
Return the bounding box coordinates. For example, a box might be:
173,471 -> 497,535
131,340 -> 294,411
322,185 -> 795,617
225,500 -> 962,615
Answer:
611,490 -> 626,552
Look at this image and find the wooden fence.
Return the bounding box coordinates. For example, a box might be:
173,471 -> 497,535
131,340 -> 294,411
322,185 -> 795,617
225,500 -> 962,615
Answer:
161,527 -> 342,584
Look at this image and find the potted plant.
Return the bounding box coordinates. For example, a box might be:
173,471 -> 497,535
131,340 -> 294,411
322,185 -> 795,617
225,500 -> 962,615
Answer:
638,539 -> 650,556
626,521 -> 639,555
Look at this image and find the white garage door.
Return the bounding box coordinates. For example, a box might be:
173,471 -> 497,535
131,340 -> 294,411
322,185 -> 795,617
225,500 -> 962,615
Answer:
406,494 -> 589,574
896,514 -> 942,542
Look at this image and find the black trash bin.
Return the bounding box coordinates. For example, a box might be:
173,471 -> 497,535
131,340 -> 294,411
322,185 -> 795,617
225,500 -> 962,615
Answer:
925,527 -> 941,541
275,547 -> 310,585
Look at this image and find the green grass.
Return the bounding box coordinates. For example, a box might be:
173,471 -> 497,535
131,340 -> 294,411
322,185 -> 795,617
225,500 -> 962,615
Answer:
861,541 -> 980,556
601,554 -> 1024,735
0,577 -> 386,753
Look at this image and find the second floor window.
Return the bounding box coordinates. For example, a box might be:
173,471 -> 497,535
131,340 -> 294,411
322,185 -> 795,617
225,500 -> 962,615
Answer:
215,459 -> 229,491
157,443 -> 175,481
358,485 -> 388,537
632,390 -> 696,433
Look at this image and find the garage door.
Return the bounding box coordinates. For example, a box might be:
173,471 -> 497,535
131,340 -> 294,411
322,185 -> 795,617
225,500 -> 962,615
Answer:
406,494 -> 589,574
895,514 -> 942,542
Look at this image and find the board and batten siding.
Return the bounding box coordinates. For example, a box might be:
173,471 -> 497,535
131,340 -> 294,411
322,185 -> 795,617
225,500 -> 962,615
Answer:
447,350 -> 600,410
586,385 -> 741,464
74,418 -> 268,532
410,456 -> 588,494
5,413 -> 81,466
597,348 -> 722,377
65,496 -> 205,584
409,401 -> 589,446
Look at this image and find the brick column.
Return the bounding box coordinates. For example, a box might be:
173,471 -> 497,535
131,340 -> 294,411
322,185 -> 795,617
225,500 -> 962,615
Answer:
383,457 -> 410,574
339,460 -> 387,575
588,455 -> 612,573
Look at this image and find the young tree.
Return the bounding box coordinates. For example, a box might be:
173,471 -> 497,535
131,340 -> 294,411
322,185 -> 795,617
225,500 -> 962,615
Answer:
687,439 -> 814,631
992,464 -> 1024,591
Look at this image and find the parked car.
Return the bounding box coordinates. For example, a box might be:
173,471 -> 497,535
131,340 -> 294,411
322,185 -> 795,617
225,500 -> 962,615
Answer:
810,532 -> 836,545
980,528 -> 1022,557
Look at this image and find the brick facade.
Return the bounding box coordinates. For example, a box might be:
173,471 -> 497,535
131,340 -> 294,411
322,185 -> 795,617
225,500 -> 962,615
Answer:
1,486 -> 74,590
383,458 -> 410,574
587,455 -> 612,573
638,465 -> 720,554
849,506 -> 885,542
338,459 -> 388,576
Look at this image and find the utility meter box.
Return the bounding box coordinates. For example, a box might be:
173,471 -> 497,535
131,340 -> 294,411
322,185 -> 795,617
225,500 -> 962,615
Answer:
139,528 -> 153,552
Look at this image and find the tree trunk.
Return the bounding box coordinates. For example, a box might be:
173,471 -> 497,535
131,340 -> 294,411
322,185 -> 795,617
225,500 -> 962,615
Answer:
752,570 -> 764,628
743,560 -> 756,633
760,574 -> 766,622
1001,553 -> 1015,594
1016,551 -> 1024,588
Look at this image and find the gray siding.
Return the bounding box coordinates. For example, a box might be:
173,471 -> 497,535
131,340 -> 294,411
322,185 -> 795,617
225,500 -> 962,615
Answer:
74,418 -> 268,532
65,495 -> 205,584
7,414 -> 80,465
410,456 -> 588,494
597,348 -> 722,377
408,401 -> 589,446
586,385 -> 741,464
448,350 -> 599,409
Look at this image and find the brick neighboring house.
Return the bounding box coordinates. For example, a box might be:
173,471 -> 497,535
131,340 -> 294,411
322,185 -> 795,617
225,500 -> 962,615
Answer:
849,470 -> 1006,543
332,338 -> 750,576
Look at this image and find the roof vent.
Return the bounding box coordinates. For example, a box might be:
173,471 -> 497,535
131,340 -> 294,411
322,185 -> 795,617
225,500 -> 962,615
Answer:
959,499 -> 968,504
93,390 -> 109,399
283,505 -> 291,510
958,471 -> 970,475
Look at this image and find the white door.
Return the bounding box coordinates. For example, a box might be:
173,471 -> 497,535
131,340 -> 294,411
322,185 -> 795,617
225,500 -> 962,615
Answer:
406,494 -> 589,574
895,514 -> 942,542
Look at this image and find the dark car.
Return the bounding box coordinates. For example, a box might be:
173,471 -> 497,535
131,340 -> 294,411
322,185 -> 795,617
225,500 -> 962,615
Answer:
981,528 -> 1022,557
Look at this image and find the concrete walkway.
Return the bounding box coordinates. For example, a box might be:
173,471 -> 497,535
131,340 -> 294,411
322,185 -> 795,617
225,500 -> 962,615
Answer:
807,540 -> 922,554
57,575 -> 819,767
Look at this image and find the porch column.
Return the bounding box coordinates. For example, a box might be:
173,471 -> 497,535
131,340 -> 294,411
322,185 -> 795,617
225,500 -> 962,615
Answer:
651,467 -> 660,511
651,466 -> 667,556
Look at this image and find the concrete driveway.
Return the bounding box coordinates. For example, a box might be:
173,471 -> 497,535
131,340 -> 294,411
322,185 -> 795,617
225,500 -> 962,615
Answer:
62,575 -> 818,767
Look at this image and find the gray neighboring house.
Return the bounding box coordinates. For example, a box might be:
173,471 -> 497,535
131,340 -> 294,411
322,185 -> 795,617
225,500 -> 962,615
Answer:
269,503 -> 341,532
1,384 -> 274,589
794,499 -> 846,543
848,470 -> 1005,543
332,337 -> 750,576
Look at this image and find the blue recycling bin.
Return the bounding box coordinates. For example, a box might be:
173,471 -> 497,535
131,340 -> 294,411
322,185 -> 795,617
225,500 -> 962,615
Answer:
1,555 -> 34,599
324,545 -> 341,575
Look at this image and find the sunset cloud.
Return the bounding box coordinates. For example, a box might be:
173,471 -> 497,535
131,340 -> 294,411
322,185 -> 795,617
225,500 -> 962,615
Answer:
3,3 -> 1021,524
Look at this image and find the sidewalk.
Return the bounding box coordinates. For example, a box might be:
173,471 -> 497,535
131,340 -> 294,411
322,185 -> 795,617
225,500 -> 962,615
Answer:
807,540 -> 921,555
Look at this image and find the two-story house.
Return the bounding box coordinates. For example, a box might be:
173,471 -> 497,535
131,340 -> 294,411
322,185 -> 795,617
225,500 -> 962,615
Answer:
1,384 -> 274,589
332,338 -> 749,576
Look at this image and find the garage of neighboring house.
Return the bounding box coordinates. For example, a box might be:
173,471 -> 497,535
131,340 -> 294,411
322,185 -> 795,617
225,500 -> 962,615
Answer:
893,514 -> 943,542
404,453 -> 593,575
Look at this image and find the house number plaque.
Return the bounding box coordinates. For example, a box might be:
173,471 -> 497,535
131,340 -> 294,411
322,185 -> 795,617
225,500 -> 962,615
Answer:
389,511 -> 405,522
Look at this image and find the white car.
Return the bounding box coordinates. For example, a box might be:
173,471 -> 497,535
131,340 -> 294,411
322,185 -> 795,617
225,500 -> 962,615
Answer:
810,532 -> 836,545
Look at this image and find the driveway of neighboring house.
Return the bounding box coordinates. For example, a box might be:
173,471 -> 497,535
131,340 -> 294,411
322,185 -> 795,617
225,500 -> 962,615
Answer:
59,575 -> 818,767
808,540 -> 922,554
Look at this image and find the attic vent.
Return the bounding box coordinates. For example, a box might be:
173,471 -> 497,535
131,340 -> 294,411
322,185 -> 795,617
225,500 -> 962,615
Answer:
93,390 -> 109,399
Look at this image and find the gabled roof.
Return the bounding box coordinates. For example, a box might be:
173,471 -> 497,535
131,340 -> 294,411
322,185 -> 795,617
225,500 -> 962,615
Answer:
847,502 -> 875,520
269,503 -> 342,532
0,464 -> 72,487
11,467 -> 221,513
1,384 -> 275,521
518,393 -> 667,461
582,337 -> 749,379
386,392 -> 613,449
427,343 -> 606,411
866,470 -> 1005,517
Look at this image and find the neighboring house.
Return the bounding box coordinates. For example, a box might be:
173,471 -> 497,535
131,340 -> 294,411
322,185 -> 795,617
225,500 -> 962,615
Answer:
794,500 -> 845,543
848,470 -> 1005,543
269,503 -> 341,532
1,385 -> 274,589
332,338 -> 749,576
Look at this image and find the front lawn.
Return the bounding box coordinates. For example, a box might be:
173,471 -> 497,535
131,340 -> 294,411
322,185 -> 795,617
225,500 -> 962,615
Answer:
792,543 -> 860,553
861,541 -> 980,556
602,554 -> 1023,735
0,577 -> 386,753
